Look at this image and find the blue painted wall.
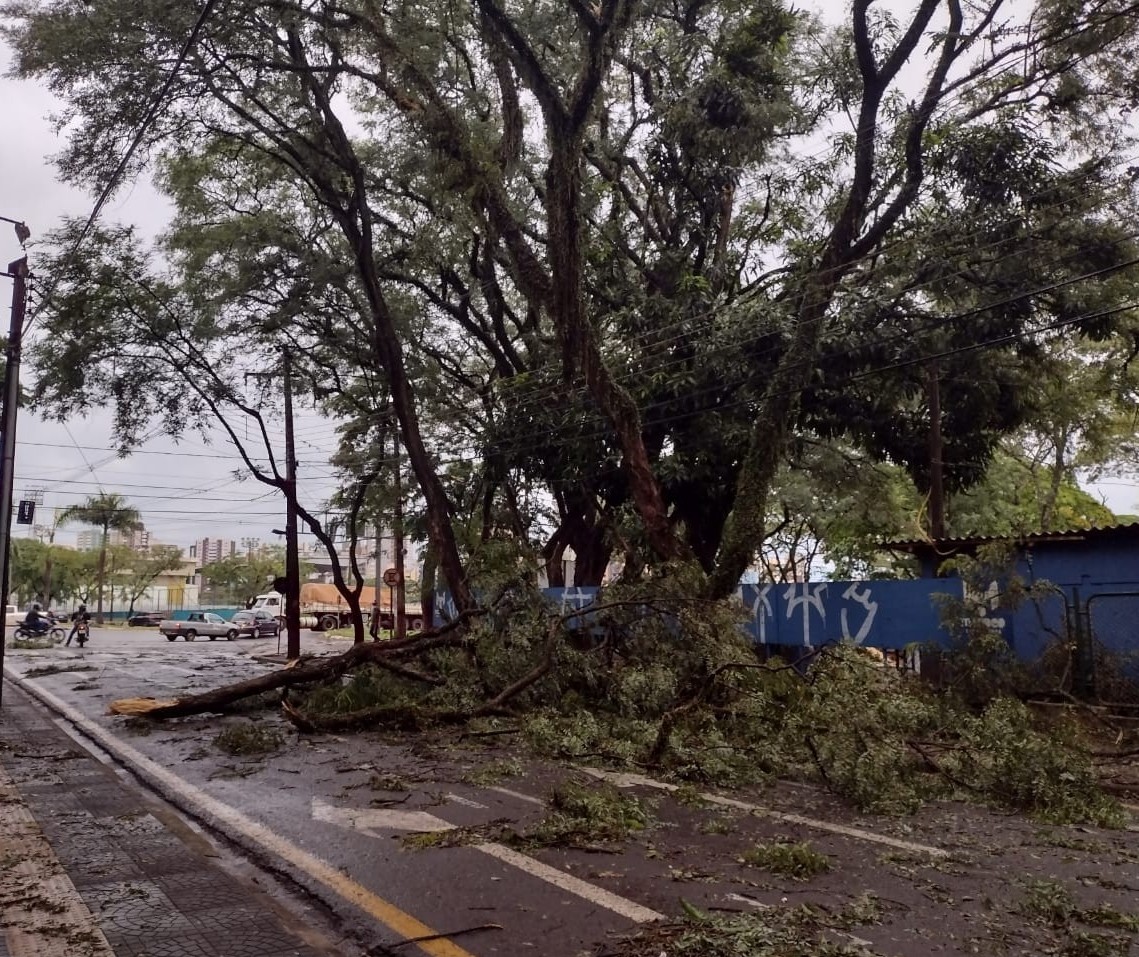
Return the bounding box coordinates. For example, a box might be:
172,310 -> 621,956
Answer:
911,525 -> 1139,663
431,527 -> 1139,662
435,579 -> 971,651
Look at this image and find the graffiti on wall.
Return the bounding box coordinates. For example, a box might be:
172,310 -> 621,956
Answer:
435,578 -> 969,650
737,580 -> 965,648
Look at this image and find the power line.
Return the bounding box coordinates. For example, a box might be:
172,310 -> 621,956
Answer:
23,0 -> 220,337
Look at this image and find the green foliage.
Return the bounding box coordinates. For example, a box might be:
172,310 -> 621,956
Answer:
522,781 -> 653,848
9,539 -> 98,607
57,493 -> 143,621
755,645 -> 1121,825
944,699 -> 1124,827
212,722 -> 284,756
950,446 -> 1117,537
615,904 -> 873,956
741,841 -> 831,881
1061,932 -> 1131,957
461,759 -> 523,787
200,548 -> 290,606
932,545 -> 1052,704
778,647 -> 943,814
14,0 -> 1139,605
1019,878 -> 1139,940
300,666 -> 416,716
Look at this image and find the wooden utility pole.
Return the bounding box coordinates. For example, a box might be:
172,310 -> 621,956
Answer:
283,354 -> 301,660
926,359 -> 946,541
0,255 -> 28,707
369,416 -> 388,642
393,428 -> 407,640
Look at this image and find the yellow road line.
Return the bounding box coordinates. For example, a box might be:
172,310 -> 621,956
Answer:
8,675 -> 477,957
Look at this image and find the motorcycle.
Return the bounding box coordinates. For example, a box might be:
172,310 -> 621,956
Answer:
73,618 -> 90,648
14,619 -> 65,643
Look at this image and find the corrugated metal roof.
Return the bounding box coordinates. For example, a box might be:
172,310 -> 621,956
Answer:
885,519 -> 1139,552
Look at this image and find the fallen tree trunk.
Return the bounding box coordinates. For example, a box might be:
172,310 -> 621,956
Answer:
108,619 -> 477,720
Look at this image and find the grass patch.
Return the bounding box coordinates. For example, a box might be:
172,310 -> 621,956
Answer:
522,780 -> 653,849
212,723 -> 284,756
741,841 -> 831,881
697,813 -> 735,835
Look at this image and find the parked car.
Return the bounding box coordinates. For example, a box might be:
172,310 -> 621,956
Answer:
228,609 -> 281,638
128,612 -> 165,627
159,612 -> 254,642
5,604 -> 20,628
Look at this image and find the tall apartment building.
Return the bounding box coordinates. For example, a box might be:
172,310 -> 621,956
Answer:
76,526 -> 151,552
189,539 -> 237,565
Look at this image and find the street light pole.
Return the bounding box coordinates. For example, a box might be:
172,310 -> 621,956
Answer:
0,256 -> 29,706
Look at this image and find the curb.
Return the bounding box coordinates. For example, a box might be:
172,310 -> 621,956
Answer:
2,670 -> 467,957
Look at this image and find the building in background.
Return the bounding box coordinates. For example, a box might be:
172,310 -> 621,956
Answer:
76,526 -> 152,552
188,539 -> 237,565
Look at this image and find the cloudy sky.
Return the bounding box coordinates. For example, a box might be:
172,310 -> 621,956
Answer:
0,37 -> 349,553
0,9 -> 1136,556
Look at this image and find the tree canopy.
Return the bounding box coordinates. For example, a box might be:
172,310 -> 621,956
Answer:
9,0 -> 1139,607
17,1 -> 1139,835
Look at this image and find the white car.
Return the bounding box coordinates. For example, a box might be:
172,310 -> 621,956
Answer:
5,605 -> 21,628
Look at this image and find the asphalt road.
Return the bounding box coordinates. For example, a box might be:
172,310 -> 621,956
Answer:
1,628 -> 667,957
8,630 -> 1139,957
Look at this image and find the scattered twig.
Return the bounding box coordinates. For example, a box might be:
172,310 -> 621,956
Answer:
388,922 -> 503,948
458,727 -> 522,739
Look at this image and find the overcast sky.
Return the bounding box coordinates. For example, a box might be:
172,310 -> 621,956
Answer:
0,8 -> 1136,555
0,38 -> 348,552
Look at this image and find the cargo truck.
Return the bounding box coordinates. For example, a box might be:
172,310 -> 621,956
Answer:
250,582 -> 423,632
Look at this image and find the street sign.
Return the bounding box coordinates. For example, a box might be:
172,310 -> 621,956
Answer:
16,500 -> 34,524
382,567 -> 401,586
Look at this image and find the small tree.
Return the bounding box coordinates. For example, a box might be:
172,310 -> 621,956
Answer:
58,493 -> 143,623
119,546 -> 184,615
200,550 -> 286,607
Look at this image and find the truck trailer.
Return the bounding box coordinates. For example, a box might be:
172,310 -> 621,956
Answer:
250,582 -> 423,632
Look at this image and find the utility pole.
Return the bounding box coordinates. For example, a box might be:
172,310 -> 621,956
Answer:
370,518 -> 382,641
0,254 -> 29,707
926,358 -> 946,541
370,415 -> 388,642
282,353 -> 301,660
393,428 -> 406,640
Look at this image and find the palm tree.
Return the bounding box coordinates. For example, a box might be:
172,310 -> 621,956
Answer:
58,493 -> 142,624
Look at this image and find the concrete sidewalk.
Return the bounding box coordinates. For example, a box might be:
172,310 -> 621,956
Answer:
0,681 -> 351,957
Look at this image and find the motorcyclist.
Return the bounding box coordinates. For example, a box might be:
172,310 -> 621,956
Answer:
65,603 -> 91,647
22,602 -> 50,635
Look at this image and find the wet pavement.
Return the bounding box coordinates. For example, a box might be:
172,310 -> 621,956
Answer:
5,630 -> 1139,956
0,679 -> 350,957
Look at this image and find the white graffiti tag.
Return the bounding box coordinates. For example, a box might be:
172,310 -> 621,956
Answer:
785,584 -> 827,646
749,585 -> 775,644
840,583 -> 878,645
